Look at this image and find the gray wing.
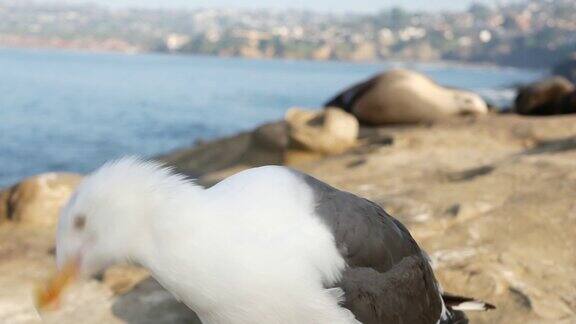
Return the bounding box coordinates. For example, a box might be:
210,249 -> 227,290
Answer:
296,171 -> 444,324
341,258 -> 442,324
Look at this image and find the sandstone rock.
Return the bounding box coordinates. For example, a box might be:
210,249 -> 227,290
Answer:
103,265 -> 150,295
148,114 -> 576,324
350,42 -> 377,61
514,76 -> 576,115
238,45 -> 263,59
0,173 -> 82,226
158,123 -> 285,182
252,121 -> 288,151
295,115 -> 576,323
445,201 -> 495,222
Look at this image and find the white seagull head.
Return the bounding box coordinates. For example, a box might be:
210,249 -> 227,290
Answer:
55,157 -> 189,278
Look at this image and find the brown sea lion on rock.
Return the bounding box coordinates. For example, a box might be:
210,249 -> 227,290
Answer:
514,76 -> 576,115
0,173 -> 82,226
325,69 -> 488,125
285,107 -> 359,164
324,75 -> 381,114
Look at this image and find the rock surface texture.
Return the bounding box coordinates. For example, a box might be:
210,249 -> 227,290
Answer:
1,114 -> 575,323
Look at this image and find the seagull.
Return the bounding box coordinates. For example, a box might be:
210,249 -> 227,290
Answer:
42,157 -> 493,323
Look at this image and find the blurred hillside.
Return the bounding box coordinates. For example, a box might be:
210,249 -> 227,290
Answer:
0,0 -> 575,67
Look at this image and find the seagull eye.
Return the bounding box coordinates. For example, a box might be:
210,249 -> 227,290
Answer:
74,214 -> 86,230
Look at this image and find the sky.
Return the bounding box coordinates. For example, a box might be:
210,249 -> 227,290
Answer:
50,0 -> 502,13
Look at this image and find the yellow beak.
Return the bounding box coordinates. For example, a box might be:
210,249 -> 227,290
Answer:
34,257 -> 80,311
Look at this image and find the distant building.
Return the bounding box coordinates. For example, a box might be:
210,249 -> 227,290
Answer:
165,34 -> 190,52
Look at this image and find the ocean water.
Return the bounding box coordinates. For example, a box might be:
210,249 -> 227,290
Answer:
0,49 -> 542,187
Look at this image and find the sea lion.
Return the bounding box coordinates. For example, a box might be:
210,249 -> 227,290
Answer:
324,75 -> 381,114
324,69 -> 488,125
286,107 -> 358,155
514,76 -> 576,115
0,173 -> 82,226
284,107 -> 359,164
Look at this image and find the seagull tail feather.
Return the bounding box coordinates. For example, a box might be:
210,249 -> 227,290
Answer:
442,293 -> 496,311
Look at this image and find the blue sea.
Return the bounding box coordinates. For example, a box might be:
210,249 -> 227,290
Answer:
0,49 -> 543,187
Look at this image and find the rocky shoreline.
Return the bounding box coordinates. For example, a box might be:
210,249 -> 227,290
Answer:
0,64 -> 576,324
161,113 -> 576,323
2,110 -> 576,322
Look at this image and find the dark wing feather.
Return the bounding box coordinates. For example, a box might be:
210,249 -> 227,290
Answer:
296,171 -> 444,324
341,258 -> 442,324
324,74 -> 381,112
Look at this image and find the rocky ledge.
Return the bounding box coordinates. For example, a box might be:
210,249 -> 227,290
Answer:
1,113 -> 576,323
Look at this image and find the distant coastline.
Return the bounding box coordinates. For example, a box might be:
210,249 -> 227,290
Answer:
1,0 -> 574,69
0,44 -> 547,72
